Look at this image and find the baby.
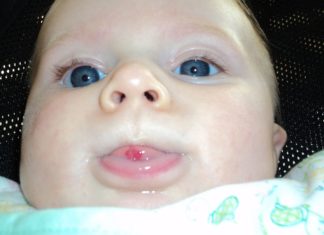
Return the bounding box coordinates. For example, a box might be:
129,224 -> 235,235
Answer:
19,0 -> 288,209
2,1 -> 324,234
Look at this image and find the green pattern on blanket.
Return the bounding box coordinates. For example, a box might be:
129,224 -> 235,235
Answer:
209,196 -> 239,225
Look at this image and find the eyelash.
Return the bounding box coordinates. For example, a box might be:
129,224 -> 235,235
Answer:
173,51 -> 227,75
53,54 -> 227,82
189,56 -> 224,71
53,58 -> 87,81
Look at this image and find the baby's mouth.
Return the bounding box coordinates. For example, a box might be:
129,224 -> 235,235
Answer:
100,145 -> 184,180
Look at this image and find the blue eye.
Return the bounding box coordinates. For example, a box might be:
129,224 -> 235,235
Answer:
175,59 -> 220,77
64,66 -> 106,88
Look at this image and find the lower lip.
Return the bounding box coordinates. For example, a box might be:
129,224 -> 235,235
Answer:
100,146 -> 183,179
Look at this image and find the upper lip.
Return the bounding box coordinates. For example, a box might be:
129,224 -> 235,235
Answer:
92,130 -> 188,159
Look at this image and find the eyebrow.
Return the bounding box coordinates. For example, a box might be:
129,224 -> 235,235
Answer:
33,16 -> 247,78
41,20 -> 244,54
173,22 -> 245,51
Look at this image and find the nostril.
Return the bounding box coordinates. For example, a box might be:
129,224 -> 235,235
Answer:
111,91 -> 126,104
144,90 -> 159,102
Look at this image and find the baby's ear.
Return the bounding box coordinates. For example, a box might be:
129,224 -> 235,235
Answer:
272,124 -> 287,159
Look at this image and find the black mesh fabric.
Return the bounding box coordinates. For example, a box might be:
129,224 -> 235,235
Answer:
0,0 -> 53,182
0,0 -> 323,182
248,0 -> 324,176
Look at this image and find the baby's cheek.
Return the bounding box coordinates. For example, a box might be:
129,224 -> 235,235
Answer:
23,89 -> 98,194
32,98 -> 63,134
22,94 -> 76,174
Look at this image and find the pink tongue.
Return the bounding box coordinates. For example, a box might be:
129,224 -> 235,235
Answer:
110,146 -> 166,161
101,145 -> 182,179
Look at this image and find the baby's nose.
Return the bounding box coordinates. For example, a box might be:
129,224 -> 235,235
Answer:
99,62 -> 171,113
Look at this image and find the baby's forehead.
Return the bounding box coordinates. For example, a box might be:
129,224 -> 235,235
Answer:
41,0 -> 262,52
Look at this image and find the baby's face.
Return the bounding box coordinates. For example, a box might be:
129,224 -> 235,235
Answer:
20,0 -> 286,208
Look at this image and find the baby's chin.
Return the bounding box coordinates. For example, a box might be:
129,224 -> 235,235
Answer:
28,190 -> 193,209
91,191 -> 186,209
24,174 -> 277,209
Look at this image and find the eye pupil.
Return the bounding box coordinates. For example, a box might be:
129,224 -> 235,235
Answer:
191,67 -> 197,74
82,75 -> 90,82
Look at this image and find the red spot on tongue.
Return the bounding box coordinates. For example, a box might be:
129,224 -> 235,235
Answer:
125,146 -> 144,161
100,145 -> 183,179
